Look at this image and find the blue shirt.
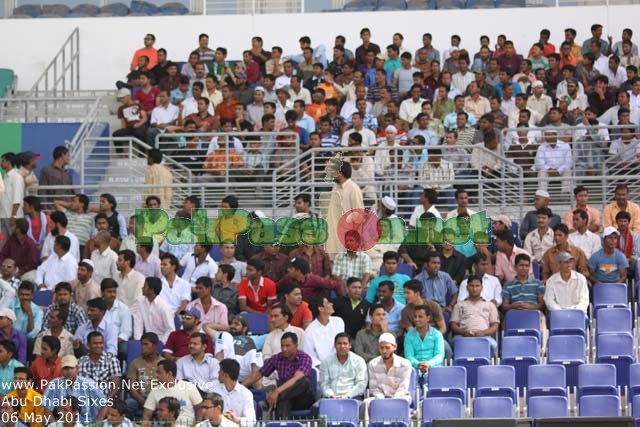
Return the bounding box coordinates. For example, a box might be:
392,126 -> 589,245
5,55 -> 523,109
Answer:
443,111 -> 477,130
74,318 -> 118,356
588,248 -> 629,283
366,273 -> 412,304
403,327 -> 445,369
367,300 -> 405,334
502,277 -> 545,305
43,376 -> 105,420
296,114 -> 316,135
0,359 -> 23,394
407,128 -> 439,146
170,88 -> 192,104
414,270 -> 458,308
13,301 -> 44,339
495,82 -> 522,98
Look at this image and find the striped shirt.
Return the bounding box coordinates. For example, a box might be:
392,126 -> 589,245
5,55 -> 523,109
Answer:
332,251 -> 372,282
501,277 -> 545,305
64,210 -> 94,245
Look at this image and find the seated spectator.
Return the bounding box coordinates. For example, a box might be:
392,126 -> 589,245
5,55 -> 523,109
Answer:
36,236 -> 78,290
280,284 -> 312,330
176,332 -> 219,394
41,212 -> 80,262
459,253 -> 502,305
569,209 -> 602,259
125,332 -> 163,419
12,281 -> 42,341
304,296 -> 345,367
43,282 -> 88,336
102,400 -> 133,427
279,257 -> 343,302
145,90 -> 179,147
141,360 -> 203,426
0,339 -> 23,396
415,252 -> 458,312
69,260 -> 99,313
153,396 -> 180,427
450,275 -> 500,355
180,244 -> 218,288
333,278 -> 369,338
210,359 -> 256,425
563,186 -> 602,233
163,307 -> 214,361
115,249 -> 146,309
135,244 -> 161,279
332,230 -> 372,285
318,332 -> 367,401
523,208 -> 556,263
519,190 -> 561,240
541,224 -> 590,280
501,253 -> 546,314
112,88 -> 148,152
288,241 -> 331,279
614,211 -> 640,271
0,307 -> 26,365
77,332 -> 122,400
83,214 -> 120,260
370,281 -> 404,335
544,252 -> 589,313
195,392 -> 242,427
212,265 -> 238,315
0,261 -> 17,309
588,227 -> 629,284
89,231 -> 118,284
238,258 -> 277,313
159,254 -> 191,315
100,279 -> 131,361
6,367 -> 44,426
0,219 -> 37,276
603,183 -> 640,232
404,304 -> 445,384
132,277 -> 176,344
362,333 -> 412,420
366,251 -> 410,304
251,245 -> 289,282
242,332 -> 315,419
74,298 -> 118,356
534,130 -> 573,195
34,309 -> 73,359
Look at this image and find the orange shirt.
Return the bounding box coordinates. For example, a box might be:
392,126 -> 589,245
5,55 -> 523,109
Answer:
203,149 -> 244,175
30,356 -> 62,393
290,301 -> 313,328
559,54 -> 577,70
131,47 -> 158,69
306,103 -> 327,123
216,99 -> 238,121
603,201 -> 640,233
316,82 -> 338,99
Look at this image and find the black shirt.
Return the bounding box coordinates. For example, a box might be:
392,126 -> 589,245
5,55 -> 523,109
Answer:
333,296 -> 371,338
439,249 -> 467,285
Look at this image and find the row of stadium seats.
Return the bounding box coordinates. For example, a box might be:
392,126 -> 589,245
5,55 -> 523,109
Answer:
12,1 -> 188,18
343,0 -> 528,11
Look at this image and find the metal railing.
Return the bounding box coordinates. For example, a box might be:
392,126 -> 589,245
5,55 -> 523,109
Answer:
29,27 -> 80,97
0,95 -> 111,123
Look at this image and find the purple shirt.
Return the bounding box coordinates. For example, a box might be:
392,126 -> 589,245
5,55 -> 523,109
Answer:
259,350 -> 312,385
0,328 -> 27,364
497,54 -> 523,76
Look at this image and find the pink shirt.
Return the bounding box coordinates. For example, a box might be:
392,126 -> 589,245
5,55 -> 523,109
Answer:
186,297 -> 229,326
495,246 -> 534,283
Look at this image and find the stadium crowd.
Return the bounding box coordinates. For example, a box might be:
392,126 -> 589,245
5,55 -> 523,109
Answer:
0,22 -> 639,426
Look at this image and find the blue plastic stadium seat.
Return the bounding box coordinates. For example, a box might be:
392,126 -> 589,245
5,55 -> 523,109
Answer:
42,4 -> 71,16
579,395 -> 620,416
100,3 -> 130,16
547,335 -> 586,388
495,0 -> 526,6
370,398 -> 411,427
596,333 -> 634,390
453,337 -> 491,390
130,0 -> 159,15
377,0 -> 408,9
549,309 -> 587,338
422,397 -> 464,427
466,0 -> 495,7
596,307 -> 633,336
476,365 -> 517,403
343,0 -> 378,10
318,399 -> 359,427
593,283 -> 628,318
578,364 -> 618,399
71,4 -> 100,16
436,0 -> 466,8
158,2 -> 189,14
242,312 -> 269,335
406,0 -> 436,7
473,396 -> 514,418
629,364 -> 640,400
504,310 -> 542,343
13,4 -> 42,17
527,364 -> 567,397
501,336 -> 539,392
527,396 -> 569,418
34,290 -> 53,307
427,366 -> 467,404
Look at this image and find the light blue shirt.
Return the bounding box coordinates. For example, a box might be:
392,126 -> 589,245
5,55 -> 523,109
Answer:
443,111 -> 477,130
176,354 -> 220,393
407,128 -> 439,146
13,301 -> 44,339
414,270 -> 458,308
404,326 -> 445,369
43,376 -> 105,420
0,359 -> 23,394
296,114 -> 316,134
104,300 -> 133,342
367,300 -> 405,334
74,318 -> 118,355
319,351 -> 368,398
366,273 -> 412,305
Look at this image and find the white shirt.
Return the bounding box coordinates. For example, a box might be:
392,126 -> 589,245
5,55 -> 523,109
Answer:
90,247 -> 119,283
556,80 -> 585,98
341,128 -> 377,148
150,103 -> 179,125
399,98 -> 426,123
181,97 -> 214,117
275,75 -> 292,90
180,253 -> 219,286
630,91 -> 640,110
458,274 -> 503,304
160,276 -> 192,311
566,93 -> 589,112
409,205 -> 442,228
568,230 -> 602,259
535,141 -> 573,172
115,269 -> 146,308
36,252 -> 78,290
446,208 -> 477,220
41,230 -> 80,261
452,71 -> 475,93
544,270 -> 590,313
598,105 -> 640,125
526,94 -> 553,117
593,54 -> 609,74
500,97 -> 517,115
601,66 -> 627,88
609,138 -> 640,163
0,278 -> 17,309
288,87 -> 312,105
131,296 -> 175,342
303,316 -> 345,366
0,168 -> 24,219
104,299 -> 133,341
211,381 -> 257,424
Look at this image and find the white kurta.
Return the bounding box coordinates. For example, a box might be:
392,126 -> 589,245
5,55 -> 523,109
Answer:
325,178 -> 364,254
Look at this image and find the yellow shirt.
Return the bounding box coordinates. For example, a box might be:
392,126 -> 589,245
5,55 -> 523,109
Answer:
603,201 -> 640,233
6,388 -> 45,427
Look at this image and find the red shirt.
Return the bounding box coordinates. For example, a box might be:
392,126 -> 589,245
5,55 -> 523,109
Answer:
290,301 -> 312,328
216,99 -> 238,121
30,356 -> 62,393
164,329 -> 215,358
238,276 -> 277,312
246,61 -> 260,84
135,87 -> 160,112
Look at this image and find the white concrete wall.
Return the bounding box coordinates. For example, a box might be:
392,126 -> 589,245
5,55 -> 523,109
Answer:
2,5 -> 634,91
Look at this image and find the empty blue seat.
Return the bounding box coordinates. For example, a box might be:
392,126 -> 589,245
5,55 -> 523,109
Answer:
453,337 -> 491,390
42,4 -> 70,17
596,307 -> 633,336
426,366 -> 467,404
527,396 -> 569,418
13,4 -> 42,17
241,312 -> 269,335
100,3 -> 129,16
34,290 -> 53,307
632,394 -> 640,421
549,309 -> 587,338
578,364 -> 618,398
495,0 -> 526,6
578,395 -> 620,416
596,333 -> 634,389
370,398 -> 410,427
318,399 -> 359,427
630,364 -> 640,399
504,310 -> 541,343
377,0 -> 408,8
473,396 -> 514,418
547,335 -> 586,388
343,0 -> 377,10
422,397 -> 464,427
501,336 -> 539,392
71,4 -> 99,16
593,282 -> 627,318
476,365 -> 516,403
527,364 -> 567,397
532,262 -> 541,279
